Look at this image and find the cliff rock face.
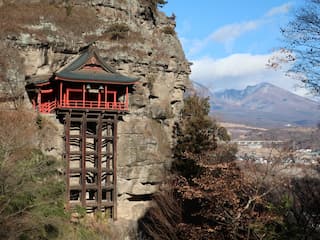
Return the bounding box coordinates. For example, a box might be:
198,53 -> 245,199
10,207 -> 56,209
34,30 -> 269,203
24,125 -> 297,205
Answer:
0,0 -> 190,223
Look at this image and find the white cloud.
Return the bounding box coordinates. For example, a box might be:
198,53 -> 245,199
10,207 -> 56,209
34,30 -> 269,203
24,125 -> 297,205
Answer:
185,20 -> 261,57
184,2 -> 292,57
190,52 -> 305,96
265,2 -> 292,17
210,20 -> 260,44
187,38 -> 210,57
209,21 -> 261,53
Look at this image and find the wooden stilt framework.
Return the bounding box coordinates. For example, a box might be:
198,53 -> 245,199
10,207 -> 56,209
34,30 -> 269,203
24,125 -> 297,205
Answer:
61,110 -> 118,219
25,47 -> 140,220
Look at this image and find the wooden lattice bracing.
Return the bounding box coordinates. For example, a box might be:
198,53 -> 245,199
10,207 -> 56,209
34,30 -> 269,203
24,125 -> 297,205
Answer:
61,110 -> 118,219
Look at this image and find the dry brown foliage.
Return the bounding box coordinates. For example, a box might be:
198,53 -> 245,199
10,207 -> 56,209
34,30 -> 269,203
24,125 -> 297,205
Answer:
105,23 -> 130,41
0,109 -> 38,158
138,187 -> 181,240
0,2 -> 100,40
174,162 -> 283,240
0,109 -> 66,239
139,93 -> 320,239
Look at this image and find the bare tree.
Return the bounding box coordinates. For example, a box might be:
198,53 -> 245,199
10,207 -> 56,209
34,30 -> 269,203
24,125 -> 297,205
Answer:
280,0 -> 320,94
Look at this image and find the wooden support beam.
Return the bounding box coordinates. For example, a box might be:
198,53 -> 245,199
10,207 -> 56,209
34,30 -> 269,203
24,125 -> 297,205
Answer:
70,167 -> 113,175
83,84 -> 85,107
65,112 -> 71,209
113,114 -> 118,220
61,109 -> 119,220
70,201 -> 114,208
97,113 -> 102,211
70,184 -> 113,191
105,85 -> 107,108
105,120 -> 112,213
81,112 -> 87,206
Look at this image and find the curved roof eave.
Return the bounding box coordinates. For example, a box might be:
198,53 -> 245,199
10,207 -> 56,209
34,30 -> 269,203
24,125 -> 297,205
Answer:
55,47 -> 140,84
55,75 -> 139,85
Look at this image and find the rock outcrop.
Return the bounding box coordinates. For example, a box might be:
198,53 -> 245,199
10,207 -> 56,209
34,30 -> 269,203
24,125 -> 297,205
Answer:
0,0 -> 190,226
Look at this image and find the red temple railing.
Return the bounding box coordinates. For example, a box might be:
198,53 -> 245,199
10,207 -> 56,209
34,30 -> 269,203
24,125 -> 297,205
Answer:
37,100 -> 128,113
60,100 -> 128,110
38,100 -> 57,113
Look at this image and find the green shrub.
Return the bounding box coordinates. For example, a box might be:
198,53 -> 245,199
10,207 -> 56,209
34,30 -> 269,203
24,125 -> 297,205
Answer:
0,110 -> 66,239
172,96 -> 210,178
172,94 -> 235,179
0,149 -> 66,239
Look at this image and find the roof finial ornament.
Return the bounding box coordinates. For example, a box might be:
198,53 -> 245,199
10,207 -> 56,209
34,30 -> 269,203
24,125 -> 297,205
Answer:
79,42 -> 96,53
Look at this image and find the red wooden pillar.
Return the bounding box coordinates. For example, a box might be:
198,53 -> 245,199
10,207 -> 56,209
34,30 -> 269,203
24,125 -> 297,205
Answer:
83,84 -> 86,108
125,86 -> 128,109
66,88 -> 70,106
105,85 -> 108,108
98,91 -> 101,108
38,90 -> 42,112
59,82 -> 63,107
54,91 -> 57,109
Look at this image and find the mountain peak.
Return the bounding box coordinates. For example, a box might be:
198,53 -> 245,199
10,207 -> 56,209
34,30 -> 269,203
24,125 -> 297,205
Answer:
211,83 -> 320,128
256,82 -> 273,88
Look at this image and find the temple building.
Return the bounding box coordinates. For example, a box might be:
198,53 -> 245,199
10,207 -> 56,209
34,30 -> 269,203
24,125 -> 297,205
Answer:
27,47 -> 138,113
26,47 -> 139,219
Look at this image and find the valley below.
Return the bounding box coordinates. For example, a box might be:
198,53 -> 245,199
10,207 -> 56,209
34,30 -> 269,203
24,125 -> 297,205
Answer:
206,82 -> 320,171
223,122 -> 320,176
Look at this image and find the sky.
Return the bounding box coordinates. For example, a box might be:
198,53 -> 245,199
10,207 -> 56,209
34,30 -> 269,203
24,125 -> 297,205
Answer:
162,0 -> 308,96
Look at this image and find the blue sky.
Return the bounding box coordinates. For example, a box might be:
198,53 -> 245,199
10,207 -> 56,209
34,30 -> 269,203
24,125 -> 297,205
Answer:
162,0 -> 308,96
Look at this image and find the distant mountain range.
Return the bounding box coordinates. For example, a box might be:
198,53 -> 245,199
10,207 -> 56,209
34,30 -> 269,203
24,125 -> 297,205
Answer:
194,82 -> 320,128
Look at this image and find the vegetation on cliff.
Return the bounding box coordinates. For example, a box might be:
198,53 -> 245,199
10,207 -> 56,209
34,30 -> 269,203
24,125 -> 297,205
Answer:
0,1 -> 100,41
0,110 -> 65,239
0,110 -> 118,240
